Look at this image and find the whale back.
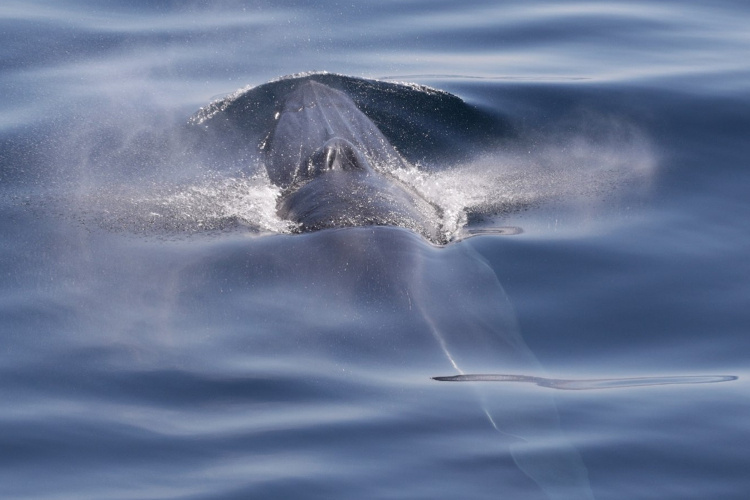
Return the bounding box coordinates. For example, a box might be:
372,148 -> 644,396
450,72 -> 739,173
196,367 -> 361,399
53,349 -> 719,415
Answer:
188,73 -> 511,175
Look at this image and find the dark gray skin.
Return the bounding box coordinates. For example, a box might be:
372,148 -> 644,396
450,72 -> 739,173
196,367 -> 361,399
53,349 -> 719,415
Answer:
265,81 -> 444,243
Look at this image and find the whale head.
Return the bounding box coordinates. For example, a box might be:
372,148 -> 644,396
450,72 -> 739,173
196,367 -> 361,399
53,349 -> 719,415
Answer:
266,80 -> 443,242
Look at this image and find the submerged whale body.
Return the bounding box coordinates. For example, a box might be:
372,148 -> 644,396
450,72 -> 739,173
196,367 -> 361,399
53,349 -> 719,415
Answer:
190,74 -> 595,499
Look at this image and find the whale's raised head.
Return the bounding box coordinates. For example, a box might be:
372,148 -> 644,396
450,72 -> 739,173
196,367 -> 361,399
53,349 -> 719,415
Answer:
266,80 -> 443,242
265,80 -> 406,188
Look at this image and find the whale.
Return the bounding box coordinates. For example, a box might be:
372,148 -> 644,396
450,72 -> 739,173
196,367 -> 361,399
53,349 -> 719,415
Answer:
187,72 -> 512,242
190,73 -> 595,499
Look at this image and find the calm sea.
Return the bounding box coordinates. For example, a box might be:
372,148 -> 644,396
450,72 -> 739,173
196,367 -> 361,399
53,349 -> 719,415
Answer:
1,1 -> 749,499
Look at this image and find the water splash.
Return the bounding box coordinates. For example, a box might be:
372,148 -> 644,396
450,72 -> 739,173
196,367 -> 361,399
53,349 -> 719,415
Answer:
70,122 -> 655,241
73,173 -> 295,237
391,120 -> 656,241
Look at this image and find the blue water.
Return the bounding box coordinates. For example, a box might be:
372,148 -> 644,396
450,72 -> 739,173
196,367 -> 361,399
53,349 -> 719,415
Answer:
2,1 -> 750,499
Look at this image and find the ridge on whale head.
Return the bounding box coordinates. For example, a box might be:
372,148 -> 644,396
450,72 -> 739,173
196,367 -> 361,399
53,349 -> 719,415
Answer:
265,80 -> 443,243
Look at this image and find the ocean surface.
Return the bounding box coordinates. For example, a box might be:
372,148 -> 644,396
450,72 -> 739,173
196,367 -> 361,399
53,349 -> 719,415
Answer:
2,1 -> 750,499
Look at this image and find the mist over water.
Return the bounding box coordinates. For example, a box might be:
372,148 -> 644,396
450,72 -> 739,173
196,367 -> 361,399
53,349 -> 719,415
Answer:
46,74 -> 657,242
395,118 -> 656,238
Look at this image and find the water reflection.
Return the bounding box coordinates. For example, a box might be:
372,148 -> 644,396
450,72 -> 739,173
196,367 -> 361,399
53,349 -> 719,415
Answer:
434,373 -> 738,389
